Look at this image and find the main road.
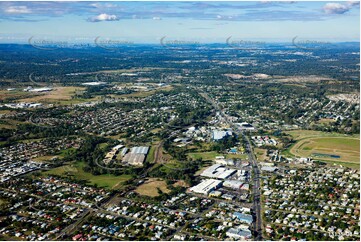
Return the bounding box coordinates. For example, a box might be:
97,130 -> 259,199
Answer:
199,90 -> 263,240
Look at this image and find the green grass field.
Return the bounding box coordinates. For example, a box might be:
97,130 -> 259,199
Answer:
135,178 -> 170,197
188,151 -> 223,160
188,151 -> 248,161
146,146 -> 156,163
285,130 -> 359,140
285,130 -> 360,169
42,161 -> 132,189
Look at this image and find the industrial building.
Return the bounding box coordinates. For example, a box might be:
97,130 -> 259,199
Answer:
122,146 -> 149,166
223,180 -> 244,190
189,179 -> 223,195
201,164 -> 236,179
120,147 -> 128,157
215,156 -> 235,166
131,146 -> 149,154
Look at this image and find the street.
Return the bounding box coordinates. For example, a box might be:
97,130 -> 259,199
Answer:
199,90 -> 263,240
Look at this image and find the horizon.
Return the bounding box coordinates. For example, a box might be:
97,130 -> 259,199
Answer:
0,1 -> 360,44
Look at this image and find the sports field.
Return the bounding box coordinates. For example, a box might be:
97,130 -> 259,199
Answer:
286,130 -> 360,168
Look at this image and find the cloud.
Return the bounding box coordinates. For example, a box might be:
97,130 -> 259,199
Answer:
87,13 -> 119,22
5,6 -> 31,14
323,3 -> 351,14
90,3 -> 117,9
347,1 -> 360,7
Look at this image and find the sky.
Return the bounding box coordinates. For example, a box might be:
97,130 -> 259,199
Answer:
0,1 -> 359,44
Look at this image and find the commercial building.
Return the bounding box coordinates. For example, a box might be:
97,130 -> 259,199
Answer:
212,130 -> 232,141
226,227 -> 252,240
215,156 -> 235,166
209,190 -> 222,198
261,166 -> 277,172
236,122 -> 255,131
201,164 -> 236,180
189,179 -> 223,195
223,180 -> 244,190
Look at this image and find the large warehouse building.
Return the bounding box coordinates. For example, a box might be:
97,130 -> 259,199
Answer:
122,146 -> 149,166
189,179 -> 223,195
201,164 -> 236,179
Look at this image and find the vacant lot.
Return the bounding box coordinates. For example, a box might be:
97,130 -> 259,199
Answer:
286,130 -> 360,168
19,86 -> 87,104
188,151 -> 223,161
188,151 -> 248,161
121,85 -> 173,98
43,161 -> 131,189
254,148 -> 268,161
135,178 -> 170,197
0,90 -> 38,102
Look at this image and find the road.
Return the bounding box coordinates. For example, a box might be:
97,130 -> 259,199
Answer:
198,89 -> 263,240
244,135 -> 263,240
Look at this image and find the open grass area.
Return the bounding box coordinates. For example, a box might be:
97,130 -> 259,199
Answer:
106,133 -> 126,140
227,153 -> 248,160
7,86 -> 101,106
285,130 -> 360,168
32,155 -> 58,162
285,129 -> 359,140
121,85 -> 173,98
317,118 -> 334,124
0,90 -> 38,102
188,151 -> 223,161
173,180 -> 189,188
42,161 -> 132,189
97,142 -> 108,150
254,148 -> 268,161
188,151 -> 248,161
135,178 -> 170,197
326,160 -> 360,170
0,119 -> 25,129
0,110 -> 15,115
146,146 -> 156,163
18,86 -> 86,103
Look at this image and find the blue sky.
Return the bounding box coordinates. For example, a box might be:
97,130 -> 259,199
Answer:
0,1 -> 359,43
